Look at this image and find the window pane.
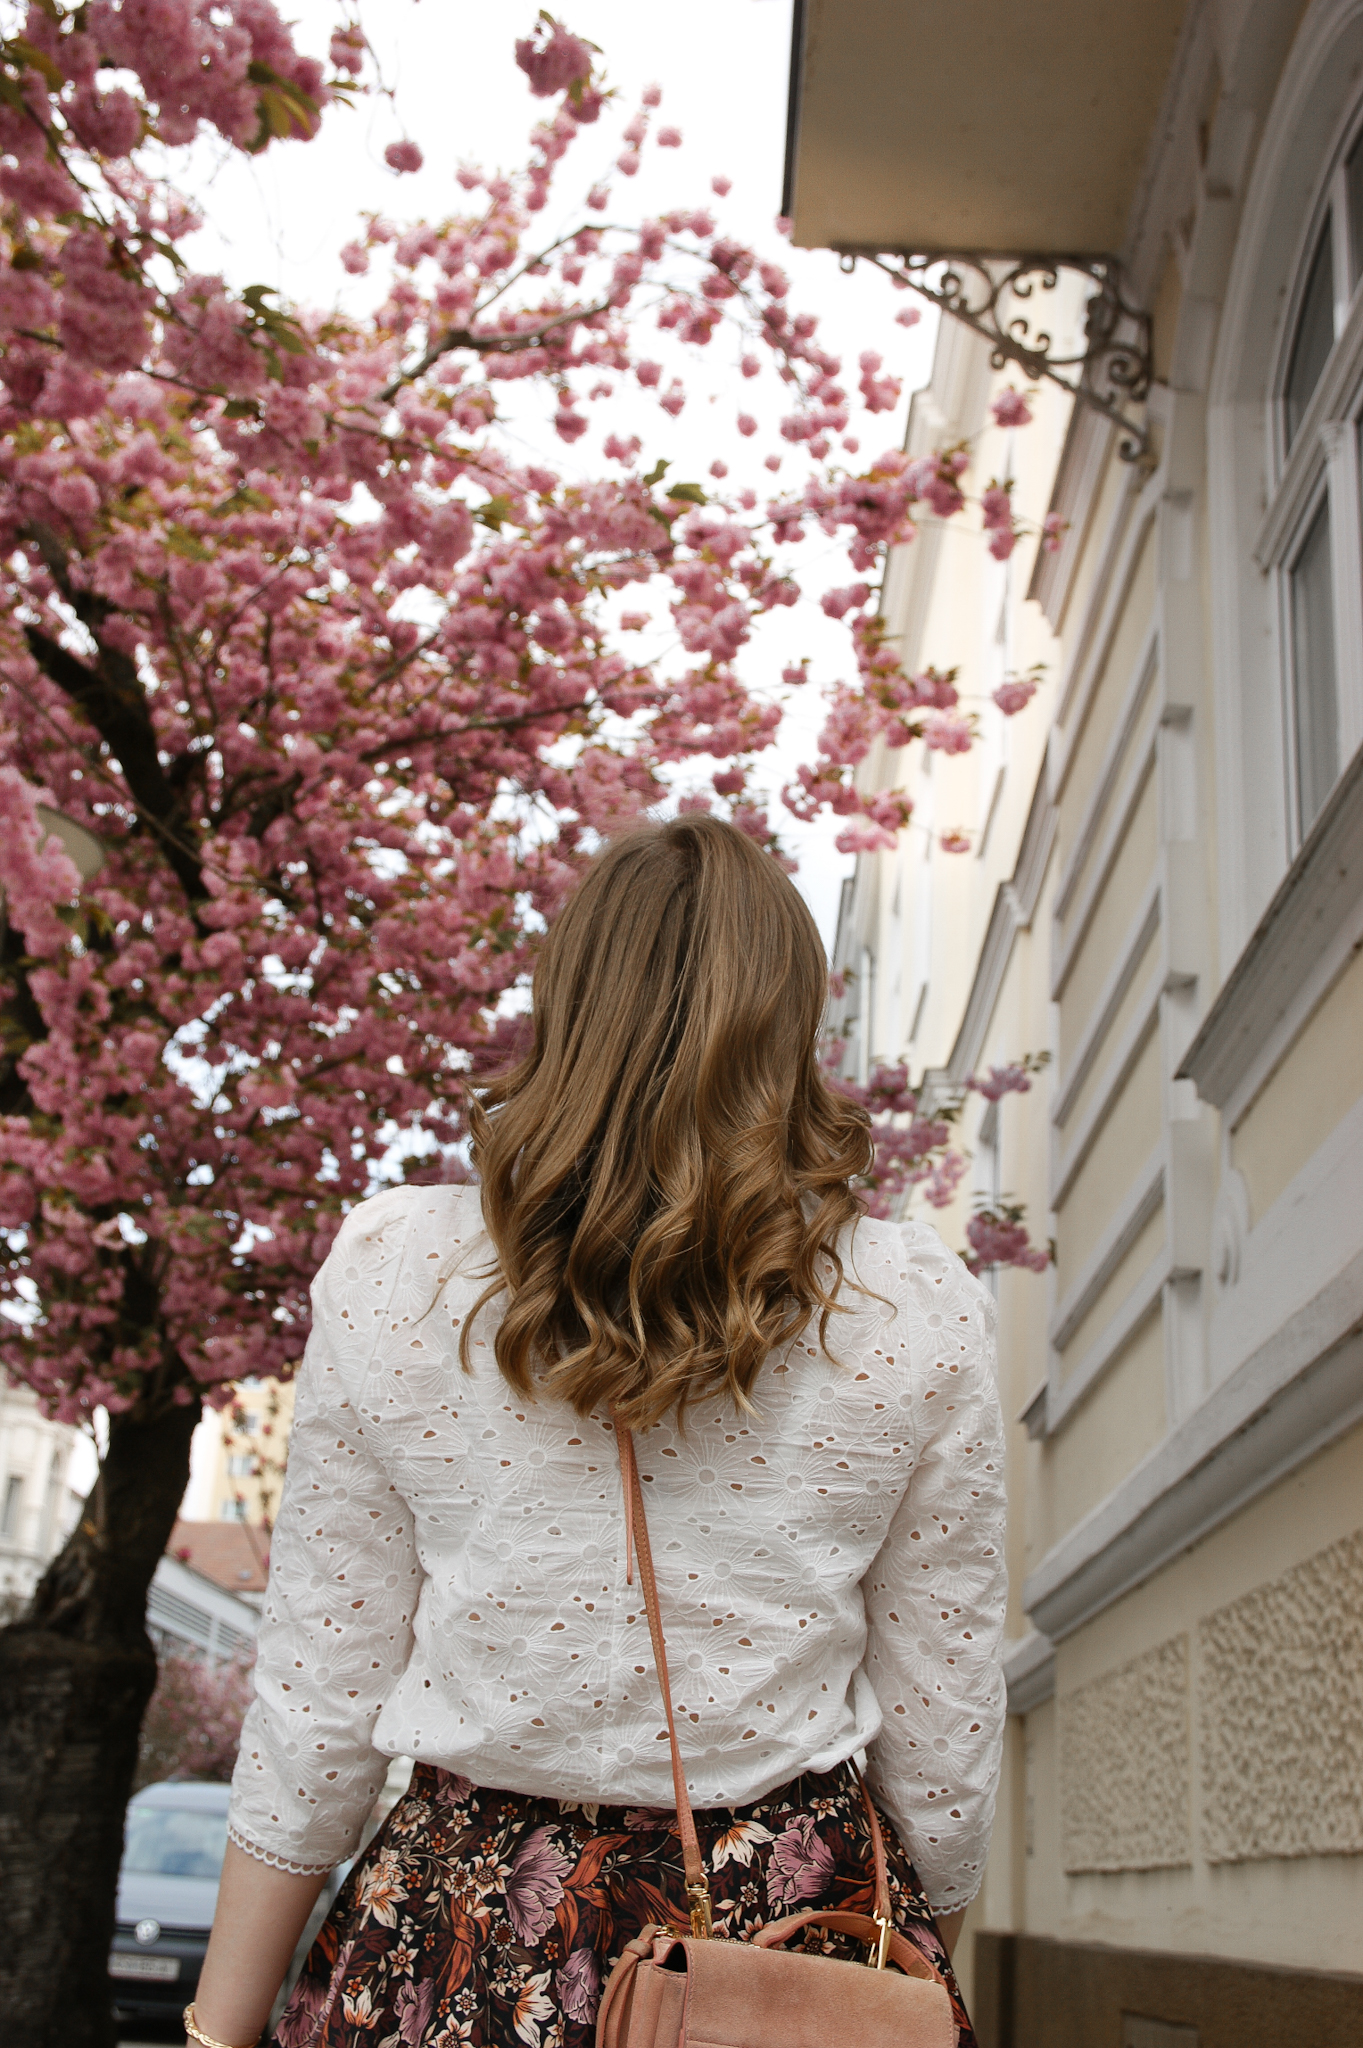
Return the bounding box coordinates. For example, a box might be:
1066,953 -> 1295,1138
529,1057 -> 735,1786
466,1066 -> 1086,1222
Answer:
122,1806 -> 229,1880
1285,219 -> 1335,448
1290,497 -> 1339,833
1349,134 -> 1363,290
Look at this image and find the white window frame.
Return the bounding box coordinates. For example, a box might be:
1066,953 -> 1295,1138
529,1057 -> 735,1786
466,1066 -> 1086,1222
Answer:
1259,101 -> 1363,851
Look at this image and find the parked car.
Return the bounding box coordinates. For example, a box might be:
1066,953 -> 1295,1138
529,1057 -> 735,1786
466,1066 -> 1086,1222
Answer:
110,1778 -> 344,2032
109,1779 -> 231,2027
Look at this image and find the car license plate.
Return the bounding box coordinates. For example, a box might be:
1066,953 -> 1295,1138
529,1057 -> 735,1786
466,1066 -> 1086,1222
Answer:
110,1952 -> 180,1981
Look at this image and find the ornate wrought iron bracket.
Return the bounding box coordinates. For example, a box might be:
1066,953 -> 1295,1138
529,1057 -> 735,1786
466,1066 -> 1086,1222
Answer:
845,251 -> 1153,463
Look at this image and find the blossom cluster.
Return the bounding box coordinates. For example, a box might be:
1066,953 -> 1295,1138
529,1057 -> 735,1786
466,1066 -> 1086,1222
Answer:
0,13 -> 1050,1422
136,1649 -> 256,1789
823,1054 -> 1050,1273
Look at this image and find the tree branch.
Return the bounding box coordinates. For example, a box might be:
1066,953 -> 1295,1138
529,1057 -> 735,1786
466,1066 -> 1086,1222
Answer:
22,623 -> 206,906
373,298 -> 615,405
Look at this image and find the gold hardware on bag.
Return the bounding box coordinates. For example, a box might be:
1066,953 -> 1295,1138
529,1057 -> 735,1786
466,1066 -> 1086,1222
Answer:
868,1911 -> 892,1970
688,1879 -> 714,1938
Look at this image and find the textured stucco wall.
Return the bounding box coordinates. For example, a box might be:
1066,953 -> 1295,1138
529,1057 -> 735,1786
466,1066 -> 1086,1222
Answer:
1059,1635 -> 1190,1873
1200,1527 -> 1363,1862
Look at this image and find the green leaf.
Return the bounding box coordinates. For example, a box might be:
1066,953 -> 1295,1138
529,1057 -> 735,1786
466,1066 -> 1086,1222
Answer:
245,64 -> 321,153
665,482 -> 707,506
7,36 -> 64,88
475,495 -> 514,532
642,459 -> 670,488
211,486 -> 272,516
166,526 -> 213,562
221,399 -> 260,421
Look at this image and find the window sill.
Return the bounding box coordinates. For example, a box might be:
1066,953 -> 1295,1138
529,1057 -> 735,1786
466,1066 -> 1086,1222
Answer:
1177,741 -> 1363,1113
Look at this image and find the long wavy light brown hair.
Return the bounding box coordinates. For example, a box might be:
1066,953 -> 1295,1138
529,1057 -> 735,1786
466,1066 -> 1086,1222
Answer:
462,814 -> 873,1426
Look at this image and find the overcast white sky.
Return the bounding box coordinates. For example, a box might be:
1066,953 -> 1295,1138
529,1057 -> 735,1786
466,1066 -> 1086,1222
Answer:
174,0 -> 940,946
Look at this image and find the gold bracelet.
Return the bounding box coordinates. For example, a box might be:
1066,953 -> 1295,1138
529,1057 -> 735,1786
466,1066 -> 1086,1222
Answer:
183,2004 -> 258,2048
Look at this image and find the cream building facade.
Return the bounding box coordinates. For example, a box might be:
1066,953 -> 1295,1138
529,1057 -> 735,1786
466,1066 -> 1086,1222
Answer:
787,3 -> 1363,2042
0,1376 -> 86,1618
195,1377 -> 295,1527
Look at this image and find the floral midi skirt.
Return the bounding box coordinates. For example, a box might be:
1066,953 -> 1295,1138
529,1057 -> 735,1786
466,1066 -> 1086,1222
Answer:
272,1759 -> 975,2048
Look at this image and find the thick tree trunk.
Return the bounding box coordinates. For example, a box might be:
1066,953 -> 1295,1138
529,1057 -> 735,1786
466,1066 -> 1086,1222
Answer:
0,1392 -> 201,2048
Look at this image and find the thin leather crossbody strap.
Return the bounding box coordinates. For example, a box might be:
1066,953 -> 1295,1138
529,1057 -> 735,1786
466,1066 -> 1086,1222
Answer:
614,1418 -> 711,1929
612,1416 -> 894,1937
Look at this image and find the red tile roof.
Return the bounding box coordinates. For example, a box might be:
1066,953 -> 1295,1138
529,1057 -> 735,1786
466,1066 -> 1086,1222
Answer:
168,1519 -> 270,1594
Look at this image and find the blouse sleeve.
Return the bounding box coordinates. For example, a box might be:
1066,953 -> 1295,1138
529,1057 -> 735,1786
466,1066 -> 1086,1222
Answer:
859,1223 -> 1007,1914
227,1188 -> 422,1875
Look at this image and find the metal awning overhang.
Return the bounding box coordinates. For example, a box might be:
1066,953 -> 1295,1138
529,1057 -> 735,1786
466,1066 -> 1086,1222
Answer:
784,0 -> 1194,261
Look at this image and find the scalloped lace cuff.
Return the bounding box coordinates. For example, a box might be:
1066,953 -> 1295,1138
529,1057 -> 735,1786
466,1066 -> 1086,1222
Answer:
227,1820 -> 334,1877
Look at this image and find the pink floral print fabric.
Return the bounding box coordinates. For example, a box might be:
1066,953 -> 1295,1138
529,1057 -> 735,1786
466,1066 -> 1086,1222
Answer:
273,1760 -> 975,2048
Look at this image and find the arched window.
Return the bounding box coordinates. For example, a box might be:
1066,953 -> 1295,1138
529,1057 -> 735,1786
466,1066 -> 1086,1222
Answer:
1269,117 -> 1363,841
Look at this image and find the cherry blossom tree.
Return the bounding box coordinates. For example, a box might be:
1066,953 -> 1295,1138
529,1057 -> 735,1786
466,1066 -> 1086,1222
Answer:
0,12 -> 1050,2033
134,1646 -> 255,1790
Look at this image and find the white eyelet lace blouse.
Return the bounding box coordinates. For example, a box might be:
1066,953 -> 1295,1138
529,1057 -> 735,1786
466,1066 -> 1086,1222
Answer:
227,1183 -> 1006,1913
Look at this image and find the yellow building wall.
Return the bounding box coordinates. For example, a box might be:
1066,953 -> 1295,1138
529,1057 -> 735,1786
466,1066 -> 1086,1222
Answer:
1058,1201 -> 1165,1379
1042,1422 -> 1363,1976
203,1377 -> 295,1526
1231,944 -> 1363,1225
1045,1312 -> 1166,1544
1057,769 -> 1159,1071
1054,1028 -> 1163,1295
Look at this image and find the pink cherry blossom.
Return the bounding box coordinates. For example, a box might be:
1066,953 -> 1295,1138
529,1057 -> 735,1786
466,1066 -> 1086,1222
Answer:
515,18 -> 594,97
924,710 -> 974,754
384,140 -> 424,174
991,386 -> 1034,428
966,1207 -> 1050,1273
0,11 -> 1045,1448
994,675 -> 1038,716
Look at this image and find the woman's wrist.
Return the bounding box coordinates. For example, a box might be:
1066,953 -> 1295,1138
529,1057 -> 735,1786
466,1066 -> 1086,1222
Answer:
196,1839 -> 330,2045
184,2004 -> 258,2048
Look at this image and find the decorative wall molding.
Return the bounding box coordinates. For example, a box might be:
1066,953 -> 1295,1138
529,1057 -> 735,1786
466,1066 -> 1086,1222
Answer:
1208,1087 -> 1363,1389
920,765 -> 1057,1113
1210,1167 -> 1250,1295
1028,396 -> 1116,633
1004,1628 -> 1056,1717
1048,1250 -> 1169,1439
1052,883 -> 1161,1128
1060,1635 -> 1191,1872
1052,736 -> 1157,1003
1054,636 -> 1159,924
1025,1263 -> 1363,1642
1178,742 -> 1363,1113
1200,1527 -> 1363,1863
1052,477 -> 1158,769
1049,1147 -> 1163,1354
1052,980 -> 1162,1210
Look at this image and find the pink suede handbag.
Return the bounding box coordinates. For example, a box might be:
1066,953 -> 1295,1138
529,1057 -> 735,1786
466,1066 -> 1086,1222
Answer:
596,1421 -> 957,2048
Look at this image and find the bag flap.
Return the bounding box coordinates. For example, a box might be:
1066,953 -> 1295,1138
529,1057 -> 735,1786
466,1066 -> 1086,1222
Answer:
677,1936 -> 956,2048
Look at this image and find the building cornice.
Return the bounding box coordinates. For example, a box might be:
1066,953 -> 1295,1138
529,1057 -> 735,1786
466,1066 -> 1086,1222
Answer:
1024,1251 -> 1363,1641
1004,1629 -> 1056,1716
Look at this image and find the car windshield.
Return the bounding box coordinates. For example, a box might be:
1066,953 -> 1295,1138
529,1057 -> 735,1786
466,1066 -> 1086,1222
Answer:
122,1804 -> 229,1880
